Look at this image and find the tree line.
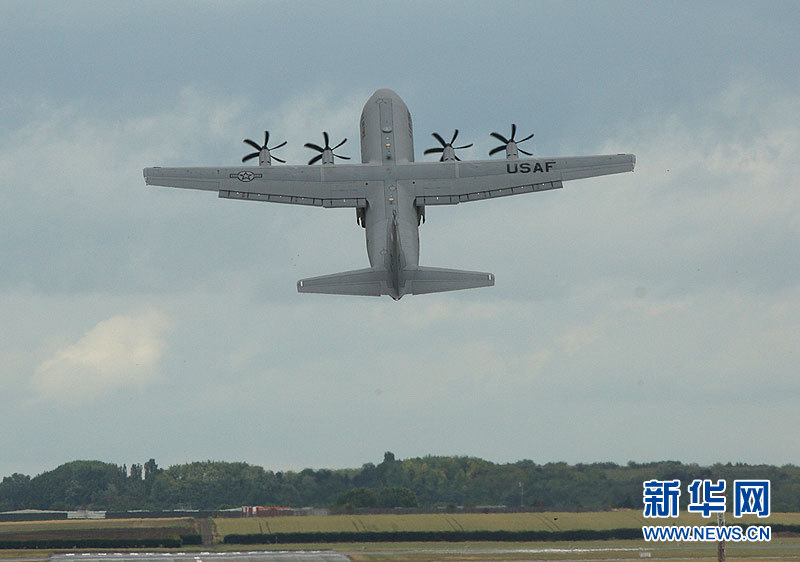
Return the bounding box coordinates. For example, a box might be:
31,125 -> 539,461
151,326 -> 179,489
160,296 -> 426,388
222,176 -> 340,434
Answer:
2,452 -> 799,512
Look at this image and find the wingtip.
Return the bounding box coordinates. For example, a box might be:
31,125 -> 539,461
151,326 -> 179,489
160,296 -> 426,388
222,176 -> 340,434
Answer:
143,166 -> 163,185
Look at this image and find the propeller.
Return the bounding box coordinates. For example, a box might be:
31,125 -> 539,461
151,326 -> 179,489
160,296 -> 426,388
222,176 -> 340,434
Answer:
489,124 -> 534,157
242,130 -> 287,163
423,129 -> 473,161
304,131 -> 350,165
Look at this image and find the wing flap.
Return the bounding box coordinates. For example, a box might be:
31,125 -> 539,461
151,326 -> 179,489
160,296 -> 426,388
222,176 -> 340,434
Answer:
219,189 -> 366,208
417,180 -> 562,206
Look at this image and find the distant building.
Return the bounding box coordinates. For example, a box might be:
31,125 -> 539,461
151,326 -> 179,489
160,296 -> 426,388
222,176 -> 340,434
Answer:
241,506 -> 292,517
67,510 -> 106,519
240,506 -> 328,517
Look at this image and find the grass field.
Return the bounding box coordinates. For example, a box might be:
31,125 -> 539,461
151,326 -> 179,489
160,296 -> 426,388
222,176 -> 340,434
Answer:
212,509 -> 800,535
0,518 -> 195,535
1,513 -> 799,560
0,517 -> 196,542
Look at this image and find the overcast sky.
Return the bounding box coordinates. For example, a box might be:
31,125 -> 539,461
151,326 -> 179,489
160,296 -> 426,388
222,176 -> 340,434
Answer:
1,1 -> 798,478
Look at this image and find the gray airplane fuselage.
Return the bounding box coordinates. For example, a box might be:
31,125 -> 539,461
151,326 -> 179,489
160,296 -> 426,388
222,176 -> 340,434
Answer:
358,89 -> 420,297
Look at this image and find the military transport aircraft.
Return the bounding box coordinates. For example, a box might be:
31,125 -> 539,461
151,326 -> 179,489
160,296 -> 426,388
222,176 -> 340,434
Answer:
144,89 -> 635,299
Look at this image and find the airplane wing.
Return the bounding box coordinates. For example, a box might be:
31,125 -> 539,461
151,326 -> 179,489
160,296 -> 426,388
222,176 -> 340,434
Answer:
404,154 -> 635,206
144,154 -> 633,207
143,164 -> 379,208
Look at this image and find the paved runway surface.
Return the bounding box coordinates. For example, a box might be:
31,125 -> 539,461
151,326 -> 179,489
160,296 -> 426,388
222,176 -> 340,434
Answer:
37,544 -> 800,561
52,553 -> 349,562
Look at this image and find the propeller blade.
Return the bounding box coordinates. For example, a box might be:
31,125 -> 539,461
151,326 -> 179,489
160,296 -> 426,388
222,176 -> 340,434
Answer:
272,156 -> 286,163
244,139 -> 261,151
489,145 -> 506,156
335,154 -> 351,160
490,132 -> 509,144
511,123 -> 517,141
264,130 -> 270,147
432,132 -> 446,147
518,148 -> 533,156
305,142 -> 324,152
424,147 -> 444,155
517,133 -> 534,143
454,143 -> 473,150
322,131 -> 330,148
242,152 -> 260,162
308,154 -> 323,165
332,138 -> 347,150
270,140 -> 287,150
454,155 -> 461,161
450,129 -> 459,145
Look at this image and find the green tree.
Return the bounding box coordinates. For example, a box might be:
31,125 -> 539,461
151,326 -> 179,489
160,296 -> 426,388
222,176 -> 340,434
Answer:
335,487 -> 378,507
144,459 -> 160,480
378,486 -> 418,507
0,473 -> 32,510
2,455 -> 800,512
129,464 -> 143,480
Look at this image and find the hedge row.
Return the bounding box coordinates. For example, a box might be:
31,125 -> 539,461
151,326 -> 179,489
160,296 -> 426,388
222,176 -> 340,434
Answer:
180,534 -> 203,545
223,524 -> 800,544
0,512 -> 68,522
0,535 -> 202,549
223,529 -> 642,544
767,524 -> 800,533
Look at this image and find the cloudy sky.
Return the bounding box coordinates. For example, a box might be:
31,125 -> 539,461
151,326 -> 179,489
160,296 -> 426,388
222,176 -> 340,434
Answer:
1,1 -> 798,478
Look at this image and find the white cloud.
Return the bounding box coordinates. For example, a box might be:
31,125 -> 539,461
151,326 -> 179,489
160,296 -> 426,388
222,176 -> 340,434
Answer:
32,309 -> 171,401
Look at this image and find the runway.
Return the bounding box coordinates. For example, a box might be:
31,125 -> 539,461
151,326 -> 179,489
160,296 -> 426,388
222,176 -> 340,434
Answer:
35,543 -> 800,561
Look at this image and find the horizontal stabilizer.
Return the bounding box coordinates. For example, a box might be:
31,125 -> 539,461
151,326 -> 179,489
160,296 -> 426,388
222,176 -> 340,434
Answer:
404,266 -> 494,295
297,267 -> 388,296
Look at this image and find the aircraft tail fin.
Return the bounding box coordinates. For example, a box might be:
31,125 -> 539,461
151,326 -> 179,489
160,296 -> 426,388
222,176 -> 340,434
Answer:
297,267 -> 387,296
404,266 -> 495,295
